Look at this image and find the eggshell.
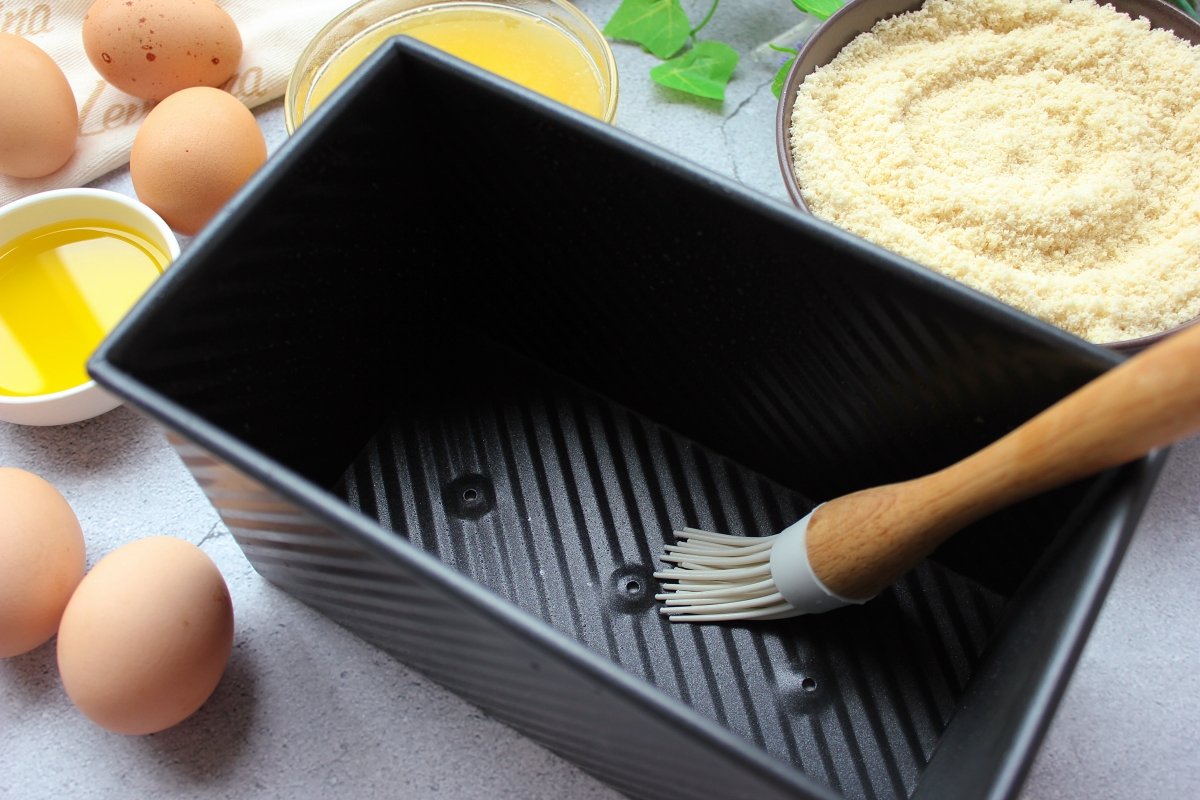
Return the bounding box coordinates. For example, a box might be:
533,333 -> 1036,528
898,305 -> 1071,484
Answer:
0,34 -> 78,178
82,0 -> 242,102
130,86 -> 266,235
56,536 -> 233,735
0,468 -> 86,658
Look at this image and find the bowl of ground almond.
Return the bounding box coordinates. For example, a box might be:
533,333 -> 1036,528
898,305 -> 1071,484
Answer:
777,0 -> 1200,351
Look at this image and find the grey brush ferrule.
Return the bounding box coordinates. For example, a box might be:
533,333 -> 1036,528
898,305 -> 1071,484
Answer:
769,507 -> 864,614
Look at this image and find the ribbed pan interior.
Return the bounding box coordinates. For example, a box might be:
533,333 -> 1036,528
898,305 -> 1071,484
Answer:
335,343 -> 1004,800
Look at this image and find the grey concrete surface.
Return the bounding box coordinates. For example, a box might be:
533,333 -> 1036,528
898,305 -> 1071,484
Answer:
2,2 -> 1198,798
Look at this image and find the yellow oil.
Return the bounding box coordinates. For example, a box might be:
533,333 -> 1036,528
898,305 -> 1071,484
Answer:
0,220 -> 168,397
308,3 -> 606,119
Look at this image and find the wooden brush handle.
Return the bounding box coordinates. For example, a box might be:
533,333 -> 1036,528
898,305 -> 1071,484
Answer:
806,322 -> 1200,601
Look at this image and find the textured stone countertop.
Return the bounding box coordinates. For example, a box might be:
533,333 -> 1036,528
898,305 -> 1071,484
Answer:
2,2 -> 1198,798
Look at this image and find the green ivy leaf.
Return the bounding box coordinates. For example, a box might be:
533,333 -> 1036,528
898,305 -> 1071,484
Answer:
771,54 -> 797,99
791,0 -> 845,21
650,40 -> 739,101
604,0 -> 692,59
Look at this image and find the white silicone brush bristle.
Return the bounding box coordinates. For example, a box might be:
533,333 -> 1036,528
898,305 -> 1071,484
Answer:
653,510 -> 858,623
652,528 -> 798,622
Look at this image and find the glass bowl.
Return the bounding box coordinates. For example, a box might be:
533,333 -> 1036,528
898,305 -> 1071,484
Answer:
285,0 -> 619,132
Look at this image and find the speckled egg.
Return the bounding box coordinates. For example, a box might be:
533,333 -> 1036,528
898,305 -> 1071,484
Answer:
82,0 -> 242,102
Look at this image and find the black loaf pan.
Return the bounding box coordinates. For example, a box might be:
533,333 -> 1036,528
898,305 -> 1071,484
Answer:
90,39 -> 1165,800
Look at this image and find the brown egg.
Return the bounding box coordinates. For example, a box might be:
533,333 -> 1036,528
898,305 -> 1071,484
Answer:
0,468 -> 86,658
130,86 -> 266,235
0,34 -> 78,178
82,0 -> 242,102
56,536 -> 234,735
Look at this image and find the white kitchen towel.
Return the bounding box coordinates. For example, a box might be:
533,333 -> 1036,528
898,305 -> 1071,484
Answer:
0,0 -> 359,205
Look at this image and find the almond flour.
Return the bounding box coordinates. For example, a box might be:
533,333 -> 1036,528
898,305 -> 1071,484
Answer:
789,0 -> 1200,343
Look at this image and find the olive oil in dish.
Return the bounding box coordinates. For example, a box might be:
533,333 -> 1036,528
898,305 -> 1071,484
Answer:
0,220 -> 168,397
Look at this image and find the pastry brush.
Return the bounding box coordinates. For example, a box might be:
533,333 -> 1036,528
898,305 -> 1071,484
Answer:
654,322 -> 1200,622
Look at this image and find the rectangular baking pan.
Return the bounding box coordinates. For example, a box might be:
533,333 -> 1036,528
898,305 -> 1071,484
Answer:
90,38 -> 1164,800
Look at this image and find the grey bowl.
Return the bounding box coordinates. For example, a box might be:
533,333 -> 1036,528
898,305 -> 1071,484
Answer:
775,0 -> 1200,352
